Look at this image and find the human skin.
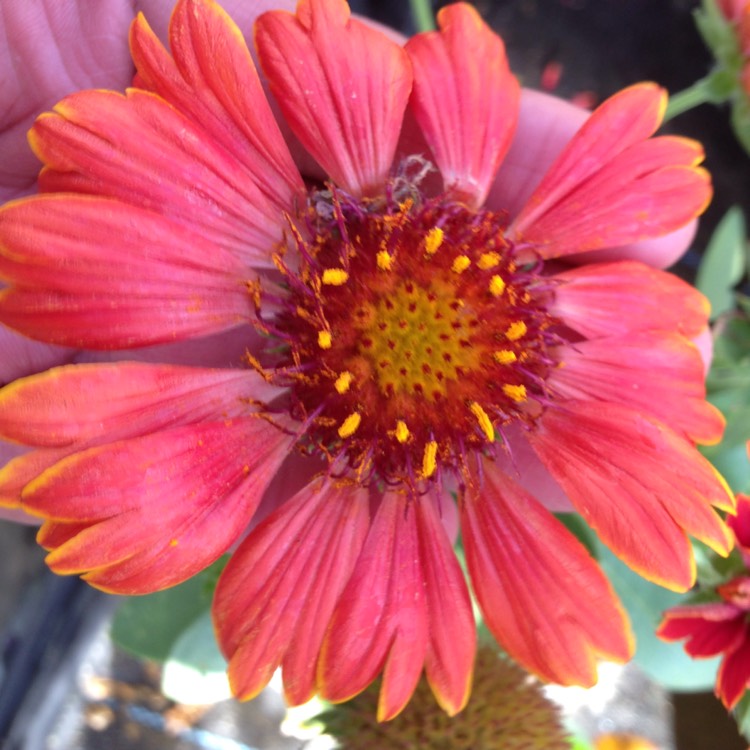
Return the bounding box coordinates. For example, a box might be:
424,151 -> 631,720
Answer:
0,0 -> 701,522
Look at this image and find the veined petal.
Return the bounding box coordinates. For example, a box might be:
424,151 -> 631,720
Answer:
0,195 -> 252,348
530,401 -> 734,592
129,0 -> 305,247
22,417 -> 292,593
461,459 -> 633,686
405,3 -> 519,208
255,0 -> 412,195
552,261 -> 710,339
415,493 -> 475,716
319,491 -> 428,721
717,634 -> 750,709
513,133 -> 710,257
550,332 -> 724,445
0,362 -> 280,447
31,88 -> 291,268
511,84 -> 710,256
214,477 -> 369,705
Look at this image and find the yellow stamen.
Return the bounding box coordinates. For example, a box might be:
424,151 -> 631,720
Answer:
338,411 -> 362,438
376,250 -> 393,270
322,268 -> 349,286
395,420 -> 410,443
451,255 -> 471,273
503,384 -> 527,402
318,330 -> 332,349
334,371 -> 353,394
489,275 -> 506,297
421,440 -> 438,479
424,227 -> 444,255
478,252 -> 501,270
505,320 -> 527,341
493,349 -> 517,365
469,402 -> 495,442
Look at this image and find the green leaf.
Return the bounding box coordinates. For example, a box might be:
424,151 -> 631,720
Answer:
710,316 -> 750,370
161,611 -> 231,705
556,512 -> 599,558
695,206 -> 746,319
731,94 -> 750,159
110,556 -> 227,662
734,691 -> 750,741
597,546 -> 721,692
701,385 -> 750,492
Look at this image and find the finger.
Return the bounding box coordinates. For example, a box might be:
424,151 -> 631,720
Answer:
0,327 -> 74,385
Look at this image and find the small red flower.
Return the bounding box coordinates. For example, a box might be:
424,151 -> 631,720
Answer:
0,0 -> 732,719
659,493 -> 750,710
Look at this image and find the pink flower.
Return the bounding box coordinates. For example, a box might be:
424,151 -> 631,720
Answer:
0,0 -> 733,720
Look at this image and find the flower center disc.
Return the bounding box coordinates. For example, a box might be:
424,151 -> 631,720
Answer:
260,178 -> 556,489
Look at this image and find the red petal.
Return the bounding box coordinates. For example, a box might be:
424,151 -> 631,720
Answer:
657,606 -> 745,657
0,362 -> 279,447
255,0 -> 412,195
512,84 -> 711,256
0,195 -> 251,348
717,633 -> 750,709
22,417 -> 291,593
319,491 -> 428,721
32,86 -> 293,267
530,401 -> 734,591
461,459 -> 633,685
405,4 -> 519,208
550,332 -> 724,445
415,493 -> 475,716
214,477 -> 369,704
130,0 -> 304,236
552,261 -> 710,340
0,448 -> 68,509
729,493 -> 750,550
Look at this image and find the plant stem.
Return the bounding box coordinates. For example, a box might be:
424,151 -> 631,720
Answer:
409,0 -> 436,32
664,76 -> 727,121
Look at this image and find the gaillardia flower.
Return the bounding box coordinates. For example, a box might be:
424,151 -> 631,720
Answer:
658,493 -> 750,710
316,647 -> 570,749
0,0 -> 734,721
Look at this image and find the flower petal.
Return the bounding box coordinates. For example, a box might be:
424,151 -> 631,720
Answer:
214,476 -> 369,704
405,3 -> 519,208
461,458 -> 633,686
128,0 -> 305,253
657,605 -> 746,657
552,261 -> 710,340
729,493 -> 750,552
511,84 -> 711,256
255,0 -> 412,195
0,195 -> 252,348
0,447 -> 68,509
319,491 -> 428,721
717,632 -> 750,709
32,87 -> 293,268
550,332 -> 724,445
416,493 -> 476,716
0,362 -> 280,447
22,417 -> 291,593
529,401 -> 735,591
